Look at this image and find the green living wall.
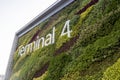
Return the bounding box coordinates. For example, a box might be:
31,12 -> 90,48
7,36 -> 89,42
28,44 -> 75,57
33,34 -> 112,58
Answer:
10,0 -> 120,80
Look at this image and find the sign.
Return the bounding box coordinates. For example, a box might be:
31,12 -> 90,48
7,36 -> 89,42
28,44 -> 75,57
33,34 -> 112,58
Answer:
18,20 -> 72,56
5,0 -> 120,80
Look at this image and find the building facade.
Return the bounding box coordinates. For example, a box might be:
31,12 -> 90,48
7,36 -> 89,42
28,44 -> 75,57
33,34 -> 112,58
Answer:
5,0 -> 120,80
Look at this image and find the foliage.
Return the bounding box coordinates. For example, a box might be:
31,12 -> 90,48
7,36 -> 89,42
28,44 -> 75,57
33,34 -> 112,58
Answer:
11,0 -> 120,80
33,71 -> 48,80
44,53 -> 72,80
102,58 -> 120,80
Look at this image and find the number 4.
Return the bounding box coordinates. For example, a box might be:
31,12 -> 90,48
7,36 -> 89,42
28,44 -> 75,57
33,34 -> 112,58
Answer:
61,20 -> 72,37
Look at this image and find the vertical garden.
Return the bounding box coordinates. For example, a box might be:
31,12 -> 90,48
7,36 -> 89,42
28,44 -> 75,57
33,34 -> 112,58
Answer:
10,0 -> 120,80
